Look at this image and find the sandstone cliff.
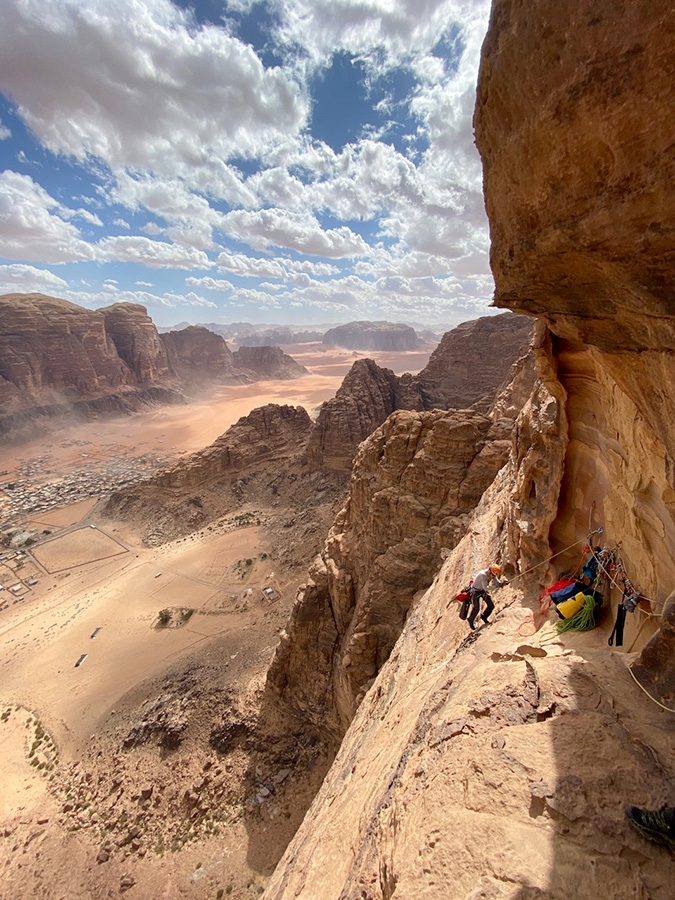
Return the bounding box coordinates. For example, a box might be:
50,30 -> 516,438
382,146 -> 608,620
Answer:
160,325 -> 239,383
410,311 -> 533,413
307,314 -> 534,471
323,321 -> 420,352
0,293 -> 133,410
0,295 -> 309,440
305,359 -> 400,471
232,345 -> 309,380
259,4 -> 675,897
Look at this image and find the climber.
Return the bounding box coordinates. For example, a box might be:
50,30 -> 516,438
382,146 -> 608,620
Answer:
467,564 -> 508,630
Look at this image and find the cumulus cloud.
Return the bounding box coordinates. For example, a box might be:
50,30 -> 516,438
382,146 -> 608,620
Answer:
186,276 -> 234,292
0,262 -> 68,292
0,0 -> 308,176
66,287 -> 217,310
275,0 -> 482,68
215,250 -> 339,283
0,120 -> 10,140
220,209 -> 368,257
0,170 -> 95,263
97,235 -> 212,269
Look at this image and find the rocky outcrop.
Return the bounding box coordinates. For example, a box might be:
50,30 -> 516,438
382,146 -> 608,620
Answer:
305,359 -> 400,471
307,316 -> 534,471
409,312 -> 533,413
231,345 -> 308,380
0,294 -> 133,412
260,4 -> 675,896
160,325 -> 239,383
0,295 -> 310,439
269,405 -> 513,742
323,321 -> 420,352
154,404 -> 312,490
100,303 -> 171,384
101,404 -> 335,546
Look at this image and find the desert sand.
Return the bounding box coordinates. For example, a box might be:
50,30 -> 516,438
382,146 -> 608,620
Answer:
0,342 -> 433,899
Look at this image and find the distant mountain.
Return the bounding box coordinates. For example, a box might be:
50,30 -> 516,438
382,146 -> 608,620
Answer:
322,321 -> 422,352
0,294 -> 308,441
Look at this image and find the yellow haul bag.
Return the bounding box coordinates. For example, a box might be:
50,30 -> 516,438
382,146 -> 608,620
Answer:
557,591 -> 587,619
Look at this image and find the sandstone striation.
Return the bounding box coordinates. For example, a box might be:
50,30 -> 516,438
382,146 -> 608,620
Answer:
0,293 -> 133,411
100,303 -> 171,384
231,345 -> 309,380
323,320 -> 420,352
160,325 -> 239,383
305,359 -> 400,471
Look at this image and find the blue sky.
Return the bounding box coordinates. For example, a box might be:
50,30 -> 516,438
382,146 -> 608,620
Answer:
0,0 -> 493,328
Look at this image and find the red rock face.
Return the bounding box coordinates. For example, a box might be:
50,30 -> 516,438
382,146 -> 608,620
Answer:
305,358 -> 400,471
231,345 -> 308,380
0,293 -> 133,412
474,0 -> 675,352
413,313 -> 533,413
100,302 -> 171,384
160,325 -> 237,383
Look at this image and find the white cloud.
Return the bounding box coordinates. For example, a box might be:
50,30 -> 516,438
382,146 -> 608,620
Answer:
186,276 -> 234,292
0,262 -> 68,292
97,235 -> 212,269
0,170 -> 95,263
215,250 -> 338,284
113,217 -> 130,229
275,0 -> 485,68
0,120 -> 10,140
65,287 -> 217,311
135,280 -> 154,287
0,0 -> 308,176
220,208 -> 368,257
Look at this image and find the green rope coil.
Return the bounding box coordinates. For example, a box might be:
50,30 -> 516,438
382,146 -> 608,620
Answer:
555,595 -> 596,634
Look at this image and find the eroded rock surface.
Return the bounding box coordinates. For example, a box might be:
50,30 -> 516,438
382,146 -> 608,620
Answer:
323,321 -> 420,351
160,325 -> 239,384
232,345 -> 308,380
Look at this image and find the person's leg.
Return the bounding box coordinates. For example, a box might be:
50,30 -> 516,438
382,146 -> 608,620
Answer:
467,591 -> 481,629
481,592 -> 494,623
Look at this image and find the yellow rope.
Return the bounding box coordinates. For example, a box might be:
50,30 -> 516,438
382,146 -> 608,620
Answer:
628,665 -> 675,713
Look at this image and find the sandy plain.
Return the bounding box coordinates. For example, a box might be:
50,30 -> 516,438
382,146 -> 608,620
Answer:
0,341 -> 433,900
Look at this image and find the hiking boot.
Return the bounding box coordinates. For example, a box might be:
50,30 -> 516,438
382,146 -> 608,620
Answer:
625,805 -> 675,850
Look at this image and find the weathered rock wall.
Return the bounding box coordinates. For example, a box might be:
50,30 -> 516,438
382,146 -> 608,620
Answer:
260,3 -> 675,896
0,293 -> 133,412
305,359 -> 400,471
411,312 -> 533,413
160,325 -> 238,383
475,0 -> 675,674
231,345 -> 308,380
100,302 -> 172,384
474,0 -> 675,354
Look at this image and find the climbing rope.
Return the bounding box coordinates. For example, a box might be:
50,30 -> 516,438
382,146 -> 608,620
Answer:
628,666 -> 675,714
555,594 -> 596,633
